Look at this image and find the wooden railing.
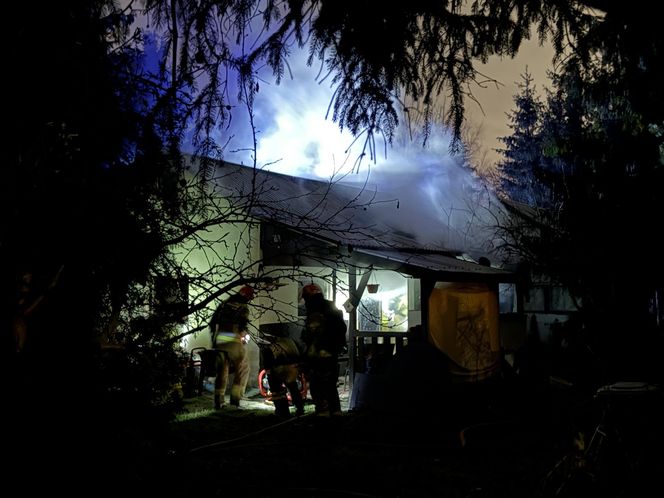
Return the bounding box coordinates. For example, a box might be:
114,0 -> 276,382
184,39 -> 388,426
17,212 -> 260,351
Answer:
351,331 -> 409,374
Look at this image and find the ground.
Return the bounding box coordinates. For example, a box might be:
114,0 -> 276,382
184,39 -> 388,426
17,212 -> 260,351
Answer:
132,382 -> 580,498
13,377 -> 662,498
145,376 -> 664,498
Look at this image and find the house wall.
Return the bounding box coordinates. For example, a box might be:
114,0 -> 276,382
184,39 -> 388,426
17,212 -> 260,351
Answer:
407,277 -> 422,329
259,265 -> 351,334
523,283 -> 577,345
173,196 -> 262,389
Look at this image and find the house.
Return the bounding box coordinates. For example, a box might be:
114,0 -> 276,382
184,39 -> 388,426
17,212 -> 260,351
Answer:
177,159 -> 524,405
497,199 -> 579,343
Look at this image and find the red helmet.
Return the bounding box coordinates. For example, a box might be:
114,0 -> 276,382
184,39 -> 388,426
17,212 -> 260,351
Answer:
302,283 -> 323,298
238,285 -> 255,300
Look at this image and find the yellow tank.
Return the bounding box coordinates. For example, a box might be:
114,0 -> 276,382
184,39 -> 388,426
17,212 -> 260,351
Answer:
428,282 -> 501,382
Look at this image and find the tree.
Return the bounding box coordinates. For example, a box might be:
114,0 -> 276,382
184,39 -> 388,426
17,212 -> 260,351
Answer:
139,0 -> 598,161
2,2 -> 188,489
494,33 -> 664,383
496,70 -> 545,205
4,1 -> 176,366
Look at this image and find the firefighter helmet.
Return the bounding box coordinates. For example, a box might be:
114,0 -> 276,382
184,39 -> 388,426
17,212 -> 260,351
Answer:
238,285 -> 255,300
302,283 -> 323,298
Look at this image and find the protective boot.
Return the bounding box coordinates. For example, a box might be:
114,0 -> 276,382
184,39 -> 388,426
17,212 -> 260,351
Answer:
214,351 -> 229,410
273,395 -> 291,418
230,383 -> 243,407
286,381 -> 305,416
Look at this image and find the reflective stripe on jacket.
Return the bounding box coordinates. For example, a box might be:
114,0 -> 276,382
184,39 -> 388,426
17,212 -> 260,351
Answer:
215,331 -> 242,345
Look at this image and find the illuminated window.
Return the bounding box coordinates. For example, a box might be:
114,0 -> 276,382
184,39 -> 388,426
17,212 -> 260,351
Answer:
356,270 -> 408,332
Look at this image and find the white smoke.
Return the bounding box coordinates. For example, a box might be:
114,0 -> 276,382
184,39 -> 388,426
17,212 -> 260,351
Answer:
220,46 -> 359,178
215,42 -> 501,258
147,15 -> 503,259
336,127 -> 501,257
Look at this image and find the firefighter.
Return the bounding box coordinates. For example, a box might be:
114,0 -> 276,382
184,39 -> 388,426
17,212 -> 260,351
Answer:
209,285 -> 254,409
301,283 -> 347,416
261,328 -> 305,418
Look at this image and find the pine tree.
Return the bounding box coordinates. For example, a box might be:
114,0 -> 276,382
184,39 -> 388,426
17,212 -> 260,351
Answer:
497,49 -> 664,382
496,70 -> 544,205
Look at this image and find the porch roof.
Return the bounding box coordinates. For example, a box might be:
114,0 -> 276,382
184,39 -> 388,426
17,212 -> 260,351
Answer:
351,247 -> 516,283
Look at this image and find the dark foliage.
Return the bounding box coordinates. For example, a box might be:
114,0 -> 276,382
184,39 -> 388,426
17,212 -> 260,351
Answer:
141,0 -> 594,160
495,5 -> 664,383
3,1 -> 185,428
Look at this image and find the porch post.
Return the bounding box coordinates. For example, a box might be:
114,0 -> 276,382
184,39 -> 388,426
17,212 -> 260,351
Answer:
420,278 -> 436,338
347,264 -> 357,406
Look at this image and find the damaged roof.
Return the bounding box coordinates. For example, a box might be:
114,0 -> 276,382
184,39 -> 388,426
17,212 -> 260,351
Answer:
203,159 -> 514,281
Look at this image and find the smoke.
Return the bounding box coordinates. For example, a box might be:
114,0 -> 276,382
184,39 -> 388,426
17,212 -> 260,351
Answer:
218,43 -> 500,258
341,128 -> 501,257
141,16 -> 502,260
220,46 -> 359,178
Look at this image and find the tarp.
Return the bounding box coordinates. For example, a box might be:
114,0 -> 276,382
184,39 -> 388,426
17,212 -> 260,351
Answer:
428,282 -> 501,382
